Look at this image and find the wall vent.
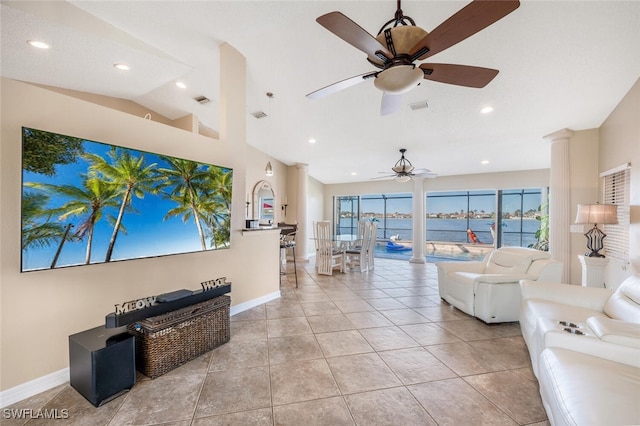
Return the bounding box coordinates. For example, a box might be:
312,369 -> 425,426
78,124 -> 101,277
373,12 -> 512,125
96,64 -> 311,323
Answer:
194,96 -> 210,104
251,111 -> 268,119
409,100 -> 429,111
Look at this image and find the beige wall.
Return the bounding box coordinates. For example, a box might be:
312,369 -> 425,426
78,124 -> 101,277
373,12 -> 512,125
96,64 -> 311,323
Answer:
0,77 -> 279,391
599,78 -> 640,283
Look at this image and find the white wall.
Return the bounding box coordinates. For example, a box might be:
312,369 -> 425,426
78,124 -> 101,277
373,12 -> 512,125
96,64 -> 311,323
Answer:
0,78 -> 279,392
599,78 -> 640,284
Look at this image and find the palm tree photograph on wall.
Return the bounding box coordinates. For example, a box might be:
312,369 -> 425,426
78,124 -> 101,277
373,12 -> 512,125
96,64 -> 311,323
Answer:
20,127 -> 233,272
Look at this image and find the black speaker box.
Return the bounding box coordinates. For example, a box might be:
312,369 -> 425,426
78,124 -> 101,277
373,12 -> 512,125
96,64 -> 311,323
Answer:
69,325 -> 136,407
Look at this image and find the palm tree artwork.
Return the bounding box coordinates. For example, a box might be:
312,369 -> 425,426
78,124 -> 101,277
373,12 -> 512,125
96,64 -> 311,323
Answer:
20,127 -> 233,272
83,149 -> 158,262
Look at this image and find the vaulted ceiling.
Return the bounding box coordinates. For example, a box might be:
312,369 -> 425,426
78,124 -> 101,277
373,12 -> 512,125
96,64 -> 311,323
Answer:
2,1 -> 639,184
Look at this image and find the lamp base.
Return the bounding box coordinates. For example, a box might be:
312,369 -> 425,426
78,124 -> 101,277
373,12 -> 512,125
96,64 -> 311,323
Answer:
585,250 -> 605,258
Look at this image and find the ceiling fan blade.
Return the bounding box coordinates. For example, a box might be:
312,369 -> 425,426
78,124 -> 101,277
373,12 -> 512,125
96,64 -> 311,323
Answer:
380,92 -> 403,116
370,175 -> 396,180
409,0 -> 520,60
306,71 -> 377,100
317,11 -> 392,60
413,168 -> 433,174
419,63 -> 499,88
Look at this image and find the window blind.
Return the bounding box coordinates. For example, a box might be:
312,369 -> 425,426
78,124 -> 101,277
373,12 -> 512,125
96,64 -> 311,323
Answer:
601,165 -> 630,261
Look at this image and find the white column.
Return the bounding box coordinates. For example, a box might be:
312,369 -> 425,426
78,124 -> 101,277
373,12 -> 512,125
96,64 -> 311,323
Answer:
544,128 -> 574,283
296,163 -> 309,261
578,255 -> 610,288
410,176 -> 426,263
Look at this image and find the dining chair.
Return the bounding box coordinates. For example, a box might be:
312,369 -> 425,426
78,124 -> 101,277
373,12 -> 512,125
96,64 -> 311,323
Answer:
367,222 -> 378,270
315,221 -> 344,275
345,221 -> 372,272
279,223 -> 298,287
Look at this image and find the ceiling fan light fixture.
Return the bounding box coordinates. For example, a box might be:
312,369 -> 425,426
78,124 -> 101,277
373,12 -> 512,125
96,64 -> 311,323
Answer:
374,65 -> 423,94
395,175 -> 411,183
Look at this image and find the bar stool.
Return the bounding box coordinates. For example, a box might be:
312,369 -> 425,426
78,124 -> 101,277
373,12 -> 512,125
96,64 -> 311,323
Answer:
279,224 -> 298,288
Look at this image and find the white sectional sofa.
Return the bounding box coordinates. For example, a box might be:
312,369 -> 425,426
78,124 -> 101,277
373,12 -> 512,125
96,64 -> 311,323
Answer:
436,247 -> 562,323
520,275 -> 640,426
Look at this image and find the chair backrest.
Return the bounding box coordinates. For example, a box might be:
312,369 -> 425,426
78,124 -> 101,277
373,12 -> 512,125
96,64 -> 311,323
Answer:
315,221 -> 333,254
279,223 -> 297,247
484,247 -> 549,275
604,275 -> 640,323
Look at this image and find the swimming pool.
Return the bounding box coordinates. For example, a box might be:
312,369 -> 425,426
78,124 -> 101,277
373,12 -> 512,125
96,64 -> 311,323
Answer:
373,243 -> 487,263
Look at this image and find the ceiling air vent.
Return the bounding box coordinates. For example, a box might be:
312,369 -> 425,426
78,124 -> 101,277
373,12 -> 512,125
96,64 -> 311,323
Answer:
251,111 -> 268,119
194,96 -> 210,104
409,100 -> 429,111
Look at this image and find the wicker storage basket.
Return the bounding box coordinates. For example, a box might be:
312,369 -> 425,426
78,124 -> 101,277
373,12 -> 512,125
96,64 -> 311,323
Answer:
127,295 -> 230,378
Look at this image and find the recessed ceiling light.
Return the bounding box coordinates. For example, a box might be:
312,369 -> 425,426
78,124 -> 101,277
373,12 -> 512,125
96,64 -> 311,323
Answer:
308,138 -> 316,144
27,40 -> 49,49
481,160 -> 490,165
176,81 -> 187,89
480,106 -> 494,114
113,63 -> 130,71
351,172 -> 357,176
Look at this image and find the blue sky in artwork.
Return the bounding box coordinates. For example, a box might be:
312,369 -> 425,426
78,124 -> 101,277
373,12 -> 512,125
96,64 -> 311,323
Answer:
21,133 -> 231,272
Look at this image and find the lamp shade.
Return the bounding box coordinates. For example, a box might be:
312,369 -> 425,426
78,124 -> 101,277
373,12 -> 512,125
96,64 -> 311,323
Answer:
575,204 -> 618,225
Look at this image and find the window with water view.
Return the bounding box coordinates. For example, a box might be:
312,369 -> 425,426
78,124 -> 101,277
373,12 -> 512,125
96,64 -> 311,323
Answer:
335,188 -> 545,261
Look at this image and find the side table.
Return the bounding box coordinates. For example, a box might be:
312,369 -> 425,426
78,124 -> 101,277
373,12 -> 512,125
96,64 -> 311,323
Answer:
578,255 -> 610,288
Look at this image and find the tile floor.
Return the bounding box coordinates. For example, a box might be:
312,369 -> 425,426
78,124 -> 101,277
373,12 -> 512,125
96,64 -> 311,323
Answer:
5,259 -> 550,425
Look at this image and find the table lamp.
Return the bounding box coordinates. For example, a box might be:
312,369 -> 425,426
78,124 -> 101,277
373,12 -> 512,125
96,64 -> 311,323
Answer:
575,203 -> 618,257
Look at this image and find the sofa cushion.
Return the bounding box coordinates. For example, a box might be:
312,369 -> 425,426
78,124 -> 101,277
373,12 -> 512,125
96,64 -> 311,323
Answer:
538,348 -> 640,426
520,299 -> 608,336
604,275 -> 640,323
485,250 -> 532,274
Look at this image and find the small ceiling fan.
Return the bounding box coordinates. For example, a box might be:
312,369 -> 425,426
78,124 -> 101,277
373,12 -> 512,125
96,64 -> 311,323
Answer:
306,0 -> 520,115
373,149 -> 437,182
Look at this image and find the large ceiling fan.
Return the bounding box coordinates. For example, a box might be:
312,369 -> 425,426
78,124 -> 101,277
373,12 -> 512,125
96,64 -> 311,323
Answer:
306,0 -> 520,115
373,149 -> 437,182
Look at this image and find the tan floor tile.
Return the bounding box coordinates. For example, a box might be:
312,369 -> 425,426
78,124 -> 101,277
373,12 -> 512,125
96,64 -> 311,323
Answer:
194,367 -> 271,418
400,322 -> 462,346
378,347 -> 457,385
268,334 -> 324,365
344,311 -> 394,329
464,371 -> 547,424
300,301 -> 342,316
306,313 -> 355,333
266,303 -> 305,320
327,353 -> 402,394
231,305 -> 266,322
208,339 -> 268,372
359,326 -> 419,351
270,359 -> 340,405
409,378 -> 517,426
380,308 -> 430,326
364,297 -> 409,311
230,320 -> 267,341
414,305 -> 472,322
273,397 -> 354,426
315,330 -> 374,357
111,374 -> 204,425
345,387 -> 436,426
267,316 -> 312,337
192,408 -> 273,425
467,336 -> 530,369
333,299 -> 375,313
427,342 -> 506,376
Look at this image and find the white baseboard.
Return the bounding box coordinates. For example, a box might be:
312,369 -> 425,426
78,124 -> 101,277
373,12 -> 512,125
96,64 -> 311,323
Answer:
0,368 -> 69,408
230,290 -> 280,316
1,291 -> 281,408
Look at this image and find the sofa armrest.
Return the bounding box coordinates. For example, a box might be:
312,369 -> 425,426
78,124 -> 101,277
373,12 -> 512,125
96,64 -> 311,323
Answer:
520,280 -> 613,311
474,274 -> 534,284
435,261 -> 485,274
587,317 -> 640,349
